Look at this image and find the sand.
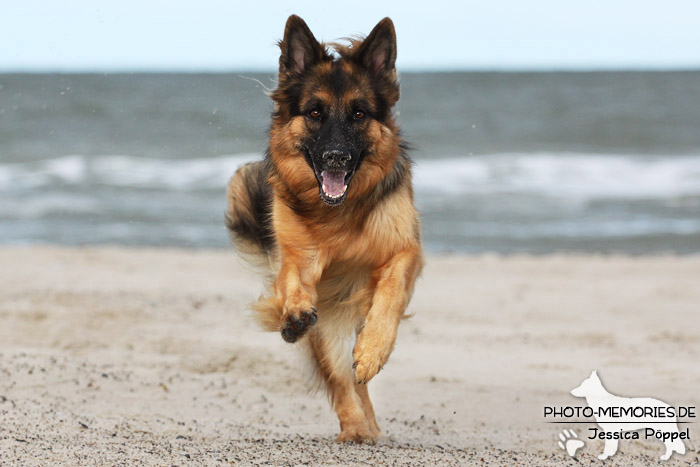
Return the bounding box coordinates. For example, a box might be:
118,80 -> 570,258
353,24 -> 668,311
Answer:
0,246 -> 698,466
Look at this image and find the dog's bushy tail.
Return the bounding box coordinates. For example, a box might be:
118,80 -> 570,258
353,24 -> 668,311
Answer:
226,160 -> 285,332
225,160 -> 275,262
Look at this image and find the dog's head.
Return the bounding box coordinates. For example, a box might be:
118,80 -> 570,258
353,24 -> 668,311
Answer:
571,370 -> 603,398
268,15 -> 402,206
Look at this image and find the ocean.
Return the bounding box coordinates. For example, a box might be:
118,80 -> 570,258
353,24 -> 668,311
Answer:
1,72 -> 699,254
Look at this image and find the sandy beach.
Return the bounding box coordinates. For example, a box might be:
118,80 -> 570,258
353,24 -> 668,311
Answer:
0,246 -> 698,465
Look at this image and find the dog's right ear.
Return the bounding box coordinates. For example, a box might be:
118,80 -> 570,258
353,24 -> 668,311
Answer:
278,15 -> 324,75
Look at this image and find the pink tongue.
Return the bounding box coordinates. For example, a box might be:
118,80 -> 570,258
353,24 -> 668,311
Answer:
321,170 -> 347,197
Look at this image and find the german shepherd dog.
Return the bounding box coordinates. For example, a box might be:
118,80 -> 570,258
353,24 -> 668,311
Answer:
226,15 -> 424,443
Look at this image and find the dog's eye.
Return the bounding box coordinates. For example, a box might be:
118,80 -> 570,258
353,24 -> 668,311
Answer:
353,110 -> 366,120
307,109 -> 321,120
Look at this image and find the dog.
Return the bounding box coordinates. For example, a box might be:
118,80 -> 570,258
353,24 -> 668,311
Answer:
225,15 -> 424,443
571,370 -> 687,461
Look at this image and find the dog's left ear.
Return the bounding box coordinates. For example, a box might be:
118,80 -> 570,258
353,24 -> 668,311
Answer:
356,17 -> 397,74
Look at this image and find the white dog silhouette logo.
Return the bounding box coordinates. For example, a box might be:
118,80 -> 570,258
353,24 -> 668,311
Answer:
570,370 -> 687,461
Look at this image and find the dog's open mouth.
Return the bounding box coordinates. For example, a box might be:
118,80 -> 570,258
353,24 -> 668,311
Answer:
317,169 -> 354,205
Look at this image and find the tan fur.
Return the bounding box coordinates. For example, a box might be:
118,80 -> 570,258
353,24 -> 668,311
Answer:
243,180 -> 424,441
226,15 -> 423,443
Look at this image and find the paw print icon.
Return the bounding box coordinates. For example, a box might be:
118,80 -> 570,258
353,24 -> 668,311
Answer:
557,429 -> 585,457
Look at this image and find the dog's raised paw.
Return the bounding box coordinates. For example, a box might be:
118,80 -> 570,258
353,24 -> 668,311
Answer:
352,325 -> 394,383
280,307 -> 317,343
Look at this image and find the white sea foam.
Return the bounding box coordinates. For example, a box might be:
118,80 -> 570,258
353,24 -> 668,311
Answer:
2,152 -> 699,201
414,153 -> 700,200
0,153 -> 261,191
0,193 -> 99,218
430,218 -> 700,238
2,152 -> 700,250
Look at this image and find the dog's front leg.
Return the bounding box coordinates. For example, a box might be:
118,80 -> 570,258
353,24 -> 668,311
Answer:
353,246 -> 423,383
275,245 -> 324,343
599,437 -> 618,460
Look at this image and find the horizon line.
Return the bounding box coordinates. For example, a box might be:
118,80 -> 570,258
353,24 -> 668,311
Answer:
2,66 -> 700,75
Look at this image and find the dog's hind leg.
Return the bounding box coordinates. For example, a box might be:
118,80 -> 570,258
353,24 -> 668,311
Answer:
661,435 -> 686,461
307,326 -> 378,443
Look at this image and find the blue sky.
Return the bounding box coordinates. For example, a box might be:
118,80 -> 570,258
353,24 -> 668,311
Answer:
3,0 -> 700,71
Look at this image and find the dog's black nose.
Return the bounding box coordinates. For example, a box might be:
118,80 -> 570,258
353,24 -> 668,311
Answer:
322,150 -> 351,168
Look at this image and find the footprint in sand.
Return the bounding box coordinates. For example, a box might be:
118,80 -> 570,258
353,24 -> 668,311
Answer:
557,428 -> 585,457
